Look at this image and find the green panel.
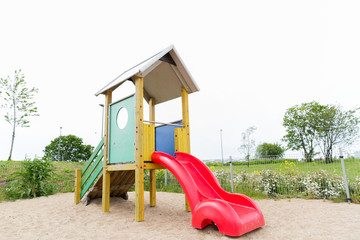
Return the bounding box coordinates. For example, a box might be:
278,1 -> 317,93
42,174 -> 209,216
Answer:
109,95 -> 135,163
81,161 -> 103,199
81,149 -> 104,188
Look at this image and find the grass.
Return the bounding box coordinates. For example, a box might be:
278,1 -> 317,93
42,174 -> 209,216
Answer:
0,160 -> 85,201
49,161 -> 85,193
206,158 -> 360,181
1,157 -> 359,203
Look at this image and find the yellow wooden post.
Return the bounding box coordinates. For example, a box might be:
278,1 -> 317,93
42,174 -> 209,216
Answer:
135,76 -> 145,221
102,90 -> 112,212
149,97 -> 156,207
74,169 -> 81,204
181,87 -> 191,212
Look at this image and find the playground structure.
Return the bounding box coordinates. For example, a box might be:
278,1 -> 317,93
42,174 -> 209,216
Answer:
74,45 -> 264,236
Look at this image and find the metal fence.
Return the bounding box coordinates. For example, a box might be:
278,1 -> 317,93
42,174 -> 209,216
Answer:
206,155 -> 360,180
148,154 -> 360,202
2,154 -> 359,202
203,154 -> 360,202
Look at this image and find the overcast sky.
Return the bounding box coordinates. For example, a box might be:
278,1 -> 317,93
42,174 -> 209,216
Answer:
1,1 -> 360,161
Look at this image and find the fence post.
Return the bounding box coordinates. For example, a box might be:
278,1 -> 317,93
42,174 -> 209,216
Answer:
229,156 -> 234,193
165,169 -> 168,187
339,148 -> 351,203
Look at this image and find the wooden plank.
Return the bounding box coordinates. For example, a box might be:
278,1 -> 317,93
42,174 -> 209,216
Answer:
148,97 -> 156,207
144,163 -> 165,170
181,87 -> 191,153
82,138 -> 104,176
175,128 -> 185,152
143,124 -> 155,161
181,87 -> 191,212
102,171 -> 110,212
74,169 -> 81,204
135,76 -> 145,221
107,163 -> 136,171
81,150 -> 104,188
102,89 -> 112,212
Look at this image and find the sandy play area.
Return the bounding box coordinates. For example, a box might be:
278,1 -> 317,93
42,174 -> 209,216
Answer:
0,191 -> 359,240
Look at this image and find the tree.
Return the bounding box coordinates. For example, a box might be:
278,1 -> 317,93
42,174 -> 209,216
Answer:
0,70 -> 39,160
283,101 -> 359,163
315,104 -> 359,163
256,143 -> 285,159
283,101 -> 320,162
237,126 -> 256,166
43,134 -> 94,162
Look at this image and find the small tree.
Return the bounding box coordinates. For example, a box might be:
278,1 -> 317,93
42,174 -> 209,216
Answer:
43,134 -> 94,162
256,143 -> 285,159
283,101 -> 320,162
237,126 -> 256,166
0,70 -> 39,160
283,101 -> 359,163
315,104 -> 359,163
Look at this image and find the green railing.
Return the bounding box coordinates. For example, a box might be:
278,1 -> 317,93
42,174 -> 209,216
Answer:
80,138 -> 104,199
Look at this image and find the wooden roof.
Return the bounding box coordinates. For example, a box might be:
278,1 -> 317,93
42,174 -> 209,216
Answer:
95,45 -> 199,105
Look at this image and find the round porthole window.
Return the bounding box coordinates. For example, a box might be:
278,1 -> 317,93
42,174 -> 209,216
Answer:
117,107 -> 128,129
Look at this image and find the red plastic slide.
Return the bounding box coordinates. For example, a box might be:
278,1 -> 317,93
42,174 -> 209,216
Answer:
151,152 -> 265,237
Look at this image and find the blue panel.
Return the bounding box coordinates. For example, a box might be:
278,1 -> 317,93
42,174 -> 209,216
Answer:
155,121 -> 182,156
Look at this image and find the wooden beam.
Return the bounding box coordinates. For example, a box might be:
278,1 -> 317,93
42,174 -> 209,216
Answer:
149,98 -> 156,207
181,87 -> 191,212
135,76 -> 145,221
74,169 -> 81,204
144,163 -> 165,170
143,124 -> 155,161
181,87 -> 191,152
107,164 -> 136,171
102,90 -> 112,212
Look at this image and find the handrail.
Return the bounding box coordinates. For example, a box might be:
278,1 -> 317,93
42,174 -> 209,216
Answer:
79,138 -> 105,199
82,138 -> 104,175
143,120 -> 183,127
81,154 -> 104,199
81,149 -> 104,188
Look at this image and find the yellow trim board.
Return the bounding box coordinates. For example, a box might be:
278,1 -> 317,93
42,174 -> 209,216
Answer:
107,164 -> 137,171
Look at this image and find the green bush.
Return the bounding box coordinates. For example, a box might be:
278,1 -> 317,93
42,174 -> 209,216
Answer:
5,158 -> 56,200
256,143 -> 285,158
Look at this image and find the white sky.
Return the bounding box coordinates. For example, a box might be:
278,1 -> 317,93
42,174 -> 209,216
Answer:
1,0 -> 360,160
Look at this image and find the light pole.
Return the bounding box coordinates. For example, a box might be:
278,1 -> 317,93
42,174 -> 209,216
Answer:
220,129 -> 224,164
58,127 -> 62,161
99,104 -> 104,139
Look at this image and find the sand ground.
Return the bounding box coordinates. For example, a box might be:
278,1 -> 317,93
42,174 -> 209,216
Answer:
1,192 -> 359,240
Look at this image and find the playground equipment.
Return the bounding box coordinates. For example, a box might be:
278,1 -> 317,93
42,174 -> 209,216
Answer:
74,45 -> 264,236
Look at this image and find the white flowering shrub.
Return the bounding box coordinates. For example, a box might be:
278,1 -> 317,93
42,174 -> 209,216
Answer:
301,170 -> 345,199
213,168 -> 351,200
213,169 -> 232,191
350,177 -> 360,203
256,170 -> 281,197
